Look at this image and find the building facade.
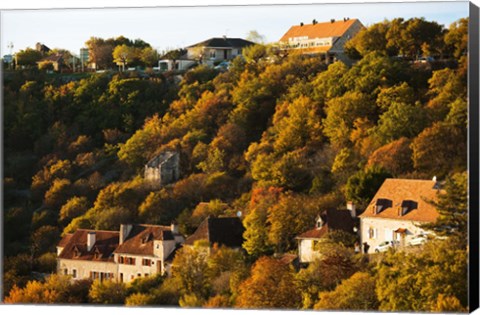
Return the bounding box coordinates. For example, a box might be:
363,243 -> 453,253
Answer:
57,223 -> 184,282
278,18 -> 364,63
296,207 -> 357,264
359,178 -> 441,253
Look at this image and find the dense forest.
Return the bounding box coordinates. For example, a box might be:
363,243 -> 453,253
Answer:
3,17 -> 469,311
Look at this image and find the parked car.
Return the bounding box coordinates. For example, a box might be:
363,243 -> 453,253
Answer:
214,61 -> 230,71
408,234 -> 428,246
374,240 -> 399,253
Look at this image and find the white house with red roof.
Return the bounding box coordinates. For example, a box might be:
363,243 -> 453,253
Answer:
57,223 -> 184,283
359,178 -> 441,253
278,18 -> 364,63
296,207 -> 357,264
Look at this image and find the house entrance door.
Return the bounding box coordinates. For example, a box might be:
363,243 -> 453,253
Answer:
157,261 -> 162,274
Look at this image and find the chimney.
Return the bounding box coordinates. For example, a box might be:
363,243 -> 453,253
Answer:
170,221 -> 178,234
300,22 -> 304,27
87,232 -> 96,251
119,224 -> 132,245
330,19 -> 335,23
347,201 -> 356,218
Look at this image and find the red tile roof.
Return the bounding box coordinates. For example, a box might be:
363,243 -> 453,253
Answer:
279,19 -> 359,42
114,224 -> 175,256
57,229 -> 119,262
359,179 -> 441,222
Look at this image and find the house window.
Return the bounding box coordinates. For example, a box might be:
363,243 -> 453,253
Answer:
209,50 -> 216,59
368,227 -> 377,239
145,273 -> 149,277
72,269 -> 77,279
120,273 -> 124,282
142,258 -> 152,266
137,273 -> 142,278
119,256 -> 124,264
64,268 -> 68,275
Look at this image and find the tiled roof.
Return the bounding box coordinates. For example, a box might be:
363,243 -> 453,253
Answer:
58,233 -> 73,248
114,224 -> 175,256
359,179 -> 441,222
185,216 -> 245,247
297,209 -> 355,240
41,54 -> 64,63
276,253 -> 298,265
57,229 -> 119,262
279,19 -> 359,42
187,37 -> 255,49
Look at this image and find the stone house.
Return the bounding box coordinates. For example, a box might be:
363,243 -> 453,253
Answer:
57,223 -> 184,283
296,206 -> 357,264
144,151 -> 180,186
278,18 -> 364,64
184,216 -> 245,251
359,178 -> 441,253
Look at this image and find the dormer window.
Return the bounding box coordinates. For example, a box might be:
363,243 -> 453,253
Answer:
93,247 -> 102,259
73,246 -> 81,258
142,233 -> 152,244
316,216 -> 324,229
399,200 -> 417,216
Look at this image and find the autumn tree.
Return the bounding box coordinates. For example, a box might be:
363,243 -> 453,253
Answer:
85,37 -> 114,70
113,44 -> 136,71
88,279 -> 128,304
296,243 -> 365,308
376,239 -> 467,312
236,256 -> 301,308
314,272 -> 379,310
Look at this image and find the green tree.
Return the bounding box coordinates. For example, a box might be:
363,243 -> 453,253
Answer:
171,246 -> 210,300
424,172 -> 467,239
344,166 -> 391,208
376,239 -> 467,312
88,279 -> 128,304
59,196 -> 90,224
314,272 -> 379,310
15,48 -> 43,67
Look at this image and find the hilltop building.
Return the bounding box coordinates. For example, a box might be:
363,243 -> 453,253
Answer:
159,37 -> 255,71
278,18 -> 364,63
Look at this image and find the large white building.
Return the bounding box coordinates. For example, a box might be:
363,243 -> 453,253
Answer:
278,18 -> 364,63
359,178 -> 441,253
57,223 -> 184,282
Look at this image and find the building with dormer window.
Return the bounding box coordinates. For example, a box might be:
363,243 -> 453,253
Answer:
359,178 -> 441,252
296,206 -> 357,264
278,18 -> 364,64
56,223 -> 184,283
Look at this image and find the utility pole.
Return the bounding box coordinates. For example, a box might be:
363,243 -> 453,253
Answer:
7,42 -> 14,70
